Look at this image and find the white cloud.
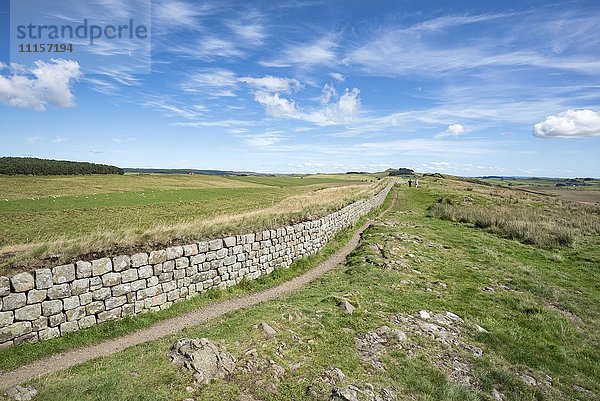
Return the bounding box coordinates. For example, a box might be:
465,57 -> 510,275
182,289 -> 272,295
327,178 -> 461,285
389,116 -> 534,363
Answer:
533,109 -> 600,138
321,83 -> 336,104
244,131 -> 285,147
52,136 -> 66,143
112,137 -> 135,144
154,0 -> 207,29
446,123 -> 465,136
330,72 -> 345,82
144,100 -> 205,119
0,59 -> 81,111
173,37 -> 244,60
264,37 -> 337,67
252,85 -> 361,126
239,76 -> 301,93
171,119 -> 260,128
181,68 -> 238,96
228,22 -> 266,43
254,91 -> 298,118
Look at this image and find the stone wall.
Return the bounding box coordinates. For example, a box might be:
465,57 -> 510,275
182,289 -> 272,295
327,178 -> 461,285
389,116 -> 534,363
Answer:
0,183 -> 393,346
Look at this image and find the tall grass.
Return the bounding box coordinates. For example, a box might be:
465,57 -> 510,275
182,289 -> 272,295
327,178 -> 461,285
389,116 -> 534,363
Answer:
427,196 -> 600,248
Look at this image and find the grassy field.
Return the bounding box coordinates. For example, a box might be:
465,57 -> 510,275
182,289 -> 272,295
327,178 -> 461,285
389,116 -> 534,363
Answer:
7,177 -> 599,400
0,174 -> 382,270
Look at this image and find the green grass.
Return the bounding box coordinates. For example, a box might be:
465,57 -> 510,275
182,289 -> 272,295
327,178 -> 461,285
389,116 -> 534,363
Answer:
0,174 -> 375,269
228,175 -> 365,187
7,179 -> 600,401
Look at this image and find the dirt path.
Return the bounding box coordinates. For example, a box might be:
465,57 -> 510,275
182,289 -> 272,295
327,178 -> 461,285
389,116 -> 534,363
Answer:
0,188 -> 397,390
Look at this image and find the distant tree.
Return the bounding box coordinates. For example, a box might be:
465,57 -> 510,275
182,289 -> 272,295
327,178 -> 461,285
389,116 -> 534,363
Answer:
0,157 -> 124,175
388,168 -> 414,176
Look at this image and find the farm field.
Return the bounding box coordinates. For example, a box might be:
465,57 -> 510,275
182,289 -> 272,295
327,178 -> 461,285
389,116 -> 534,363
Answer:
0,174 -> 381,270
5,177 -> 599,400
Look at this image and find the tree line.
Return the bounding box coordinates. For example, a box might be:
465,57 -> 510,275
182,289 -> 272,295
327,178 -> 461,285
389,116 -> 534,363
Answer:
0,157 -> 124,175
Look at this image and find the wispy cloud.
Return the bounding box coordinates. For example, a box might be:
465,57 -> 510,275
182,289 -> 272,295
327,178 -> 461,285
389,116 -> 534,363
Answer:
262,37 -> 338,67
144,100 -> 205,119
112,137 -> 135,144
181,68 -> 239,97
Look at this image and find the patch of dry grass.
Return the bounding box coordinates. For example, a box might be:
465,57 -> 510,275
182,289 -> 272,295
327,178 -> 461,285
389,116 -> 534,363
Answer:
427,189 -> 600,248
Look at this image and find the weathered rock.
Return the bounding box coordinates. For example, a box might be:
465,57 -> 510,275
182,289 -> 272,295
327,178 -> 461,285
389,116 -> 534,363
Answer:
169,338 -> 236,383
338,299 -> 355,315
27,289 -> 47,304
112,255 -> 131,272
320,367 -> 346,385
0,311 -> 14,327
388,329 -> 408,343
35,269 -> 53,289
15,304 -> 41,321
52,264 -> 75,284
2,293 -> 26,311
91,258 -> 112,276
492,389 -> 505,401
121,269 -> 139,283
0,276 -> 10,296
520,373 -> 538,386
76,261 -> 92,279
11,272 -> 35,292
0,322 -> 31,343
331,385 -> 361,401
47,284 -> 71,300
4,385 -> 37,401
42,300 -> 62,316
260,322 -> 277,335
102,272 -> 121,287
166,246 -> 184,260
131,253 -> 148,268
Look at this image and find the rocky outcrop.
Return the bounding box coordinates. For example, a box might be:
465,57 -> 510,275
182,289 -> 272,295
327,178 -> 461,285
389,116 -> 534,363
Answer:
169,338 -> 236,384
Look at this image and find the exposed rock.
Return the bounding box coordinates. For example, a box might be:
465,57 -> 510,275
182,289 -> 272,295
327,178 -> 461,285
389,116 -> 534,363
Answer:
259,322 -> 277,336
339,299 -> 355,315
331,385 -> 395,401
492,389 -> 505,401
320,367 -> 346,385
520,373 -> 538,386
474,325 -> 488,334
10,273 -> 35,293
332,385 -> 361,401
4,385 -> 37,401
169,338 -> 236,384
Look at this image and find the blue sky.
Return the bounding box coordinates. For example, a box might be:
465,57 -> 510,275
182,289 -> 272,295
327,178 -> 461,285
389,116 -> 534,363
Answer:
1,0 -> 600,176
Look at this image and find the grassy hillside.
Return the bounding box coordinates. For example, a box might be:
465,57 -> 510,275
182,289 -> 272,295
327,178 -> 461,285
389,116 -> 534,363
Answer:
0,174 -> 380,270
6,177 -> 599,400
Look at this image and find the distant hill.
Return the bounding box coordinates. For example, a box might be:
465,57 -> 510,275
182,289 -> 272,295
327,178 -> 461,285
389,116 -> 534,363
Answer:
0,157 -> 124,176
123,168 -> 268,176
386,168 -> 415,176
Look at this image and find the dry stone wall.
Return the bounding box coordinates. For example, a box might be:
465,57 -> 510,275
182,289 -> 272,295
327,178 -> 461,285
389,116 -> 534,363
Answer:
0,183 -> 393,346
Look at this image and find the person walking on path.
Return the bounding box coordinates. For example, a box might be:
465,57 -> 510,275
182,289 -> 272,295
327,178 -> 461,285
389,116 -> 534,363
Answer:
408,179 -> 412,188
415,179 -> 419,188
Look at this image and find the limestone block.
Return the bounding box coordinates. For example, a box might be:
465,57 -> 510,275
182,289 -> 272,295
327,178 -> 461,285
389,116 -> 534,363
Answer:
76,261 -> 92,278
35,268 -> 53,289
52,264 -> 75,284
10,272 -> 35,292
113,255 -> 131,272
